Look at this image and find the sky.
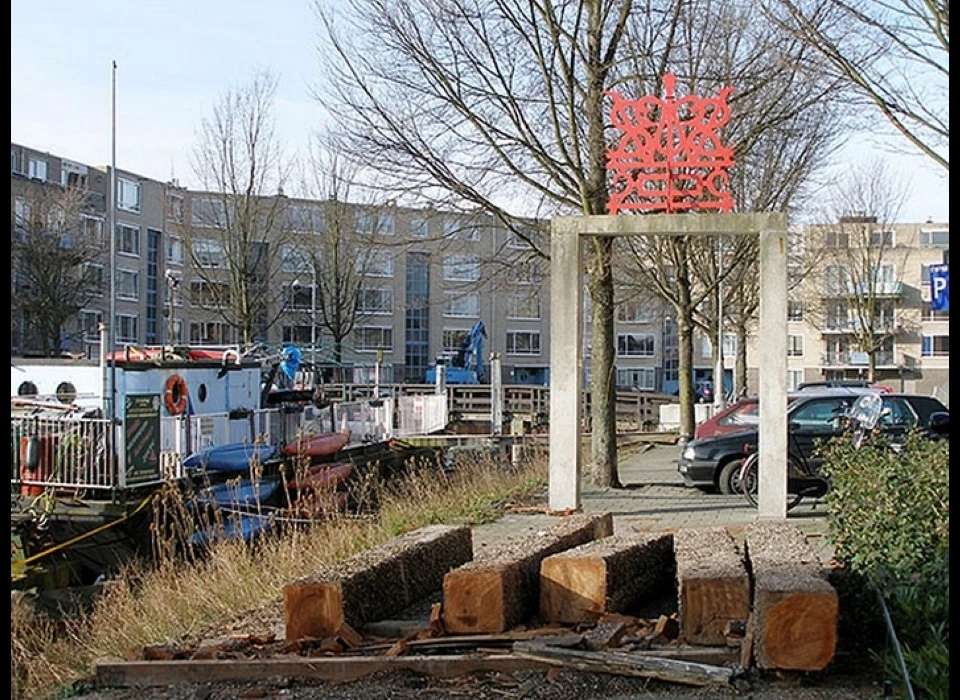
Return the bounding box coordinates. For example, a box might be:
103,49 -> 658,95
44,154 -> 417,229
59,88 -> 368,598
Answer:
11,0 -> 949,225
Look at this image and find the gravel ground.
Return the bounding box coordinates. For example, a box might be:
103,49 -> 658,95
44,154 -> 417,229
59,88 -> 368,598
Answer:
74,664 -> 887,699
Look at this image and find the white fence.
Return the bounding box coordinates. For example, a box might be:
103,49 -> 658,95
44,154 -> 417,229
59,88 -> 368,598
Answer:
396,394 -> 448,436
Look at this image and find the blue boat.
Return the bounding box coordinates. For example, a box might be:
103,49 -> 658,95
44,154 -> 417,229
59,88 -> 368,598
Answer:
182,443 -> 280,473
188,512 -> 273,548
193,478 -> 281,509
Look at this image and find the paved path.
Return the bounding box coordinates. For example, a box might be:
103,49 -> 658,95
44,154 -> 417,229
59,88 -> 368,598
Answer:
474,443 -> 834,562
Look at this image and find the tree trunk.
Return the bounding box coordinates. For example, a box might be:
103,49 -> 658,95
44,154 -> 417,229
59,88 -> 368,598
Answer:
587,240 -> 619,487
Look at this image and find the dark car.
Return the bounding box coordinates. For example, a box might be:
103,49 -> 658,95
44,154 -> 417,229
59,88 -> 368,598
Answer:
678,391 -> 949,495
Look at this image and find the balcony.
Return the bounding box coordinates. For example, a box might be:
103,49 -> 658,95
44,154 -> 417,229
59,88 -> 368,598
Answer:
821,318 -> 903,335
820,351 -> 897,368
823,281 -> 904,298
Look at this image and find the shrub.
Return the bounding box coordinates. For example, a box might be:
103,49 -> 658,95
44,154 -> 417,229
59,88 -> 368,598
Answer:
820,430 -> 949,698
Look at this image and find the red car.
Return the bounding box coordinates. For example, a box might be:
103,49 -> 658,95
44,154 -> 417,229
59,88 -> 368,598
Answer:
694,397 -> 760,440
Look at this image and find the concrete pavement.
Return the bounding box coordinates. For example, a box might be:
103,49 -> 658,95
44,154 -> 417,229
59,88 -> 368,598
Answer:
473,442 -> 834,563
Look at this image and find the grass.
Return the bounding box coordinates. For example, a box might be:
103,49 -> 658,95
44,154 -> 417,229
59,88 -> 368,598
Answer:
10,446 -> 548,700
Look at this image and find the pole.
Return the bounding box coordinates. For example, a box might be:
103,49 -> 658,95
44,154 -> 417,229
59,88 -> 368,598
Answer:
107,60 -> 118,484
311,261 -> 317,367
714,236 -> 726,412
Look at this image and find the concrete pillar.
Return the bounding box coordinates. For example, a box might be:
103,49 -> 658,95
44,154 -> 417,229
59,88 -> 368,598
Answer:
490,353 -> 503,436
548,229 -> 582,511
757,229 -> 788,519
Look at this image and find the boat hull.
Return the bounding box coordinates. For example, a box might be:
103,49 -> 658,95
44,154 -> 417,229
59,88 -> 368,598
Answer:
281,431 -> 349,458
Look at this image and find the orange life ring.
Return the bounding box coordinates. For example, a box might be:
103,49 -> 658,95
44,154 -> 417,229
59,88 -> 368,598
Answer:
164,374 -> 188,415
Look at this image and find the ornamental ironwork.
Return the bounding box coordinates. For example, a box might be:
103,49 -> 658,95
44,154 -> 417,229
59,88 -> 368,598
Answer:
606,73 -> 735,214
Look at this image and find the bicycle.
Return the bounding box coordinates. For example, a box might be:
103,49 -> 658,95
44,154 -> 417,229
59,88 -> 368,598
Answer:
738,392 -> 885,511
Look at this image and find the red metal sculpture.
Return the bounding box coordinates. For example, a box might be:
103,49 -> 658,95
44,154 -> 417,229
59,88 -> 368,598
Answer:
606,73 -> 735,214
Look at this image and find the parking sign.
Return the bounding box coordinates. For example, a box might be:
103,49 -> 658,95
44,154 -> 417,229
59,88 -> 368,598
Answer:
930,264 -> 949,312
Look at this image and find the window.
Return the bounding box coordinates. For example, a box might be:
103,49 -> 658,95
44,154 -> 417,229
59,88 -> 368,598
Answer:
80,310 -> 103,341
166,192 -> 184,223
506,293 -> 540,320
506,331 -> 541,355
355,326 -> 393,352
618,333 -> 655,357
60,161 -> 88,188
443,217 -> 461,239
617,367 -> 656,391
11,149 -> 22,174
163,283 -> 183,307
442,328 -> 470,352
825,230 -> 849,248
116,314 -> 139,344
358,287 -> 394,314
790,398 -> 852,429
28,158 -> 48,181
924,302 -> 949,322
190,280 -> 231,308
506,229 -> 530,249
280,244 -> 312,273
410,217 -> 429,238
282,282 -> 312,311
443,291 -> 479,317
443,254 -> 480,282
193,239 -> 225,268
787,299 -> 803,322
165,236 -> 184,266
189,321 -> 234,345
787,369 -> 804,392
871,229 -> 894,246
356,211 -> 395,235
282,326 -> 313,344
464,220 -> 480,241
286,205 -> 324,234
920,229 -> 949,247
701,335 -> 713,359
514,259 -> 542,285
921,335 -> 949,357
81,215 -> 104,244
14,198 -> 31,229
823,266 -> 849,295
616,300 -> 653,323
82,263 -> 105,294
361,250 -> 395,277
723,333 -> 737,357
788,334 -> 804,357
117,178 -> 141,213
117,269 -> 140,301
116,223 -> 141,256
191,196 -> 228,228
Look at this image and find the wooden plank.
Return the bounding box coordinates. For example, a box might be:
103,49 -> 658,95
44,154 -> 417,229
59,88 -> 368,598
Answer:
96,654 -> 553,688
442,512 -> 613,634
284,525 -> 472,642
744,522 -> 838,671
513,641 -> 734,687
674,527 -> 750,646
539,533 -> 673,624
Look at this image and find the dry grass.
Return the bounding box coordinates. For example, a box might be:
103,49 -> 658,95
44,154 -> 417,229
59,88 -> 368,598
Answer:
10,446 -> 547,700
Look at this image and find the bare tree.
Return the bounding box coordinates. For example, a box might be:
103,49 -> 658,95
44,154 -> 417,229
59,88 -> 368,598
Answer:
762,0 -> 949,170
801,162 -> 915,381
285,141 -> 402,373
313,0 -> 634,486
616,0 -> 845,441
12,184 -> 105,356
173,71 -> 295,347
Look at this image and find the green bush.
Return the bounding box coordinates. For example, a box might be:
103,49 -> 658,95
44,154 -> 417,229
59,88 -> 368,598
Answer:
820,430 -> 949,698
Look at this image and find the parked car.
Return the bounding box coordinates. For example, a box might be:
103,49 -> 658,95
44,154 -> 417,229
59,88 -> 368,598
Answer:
678,391 -> 948,495
796,380 -> 893,393
694,386 -> 877,441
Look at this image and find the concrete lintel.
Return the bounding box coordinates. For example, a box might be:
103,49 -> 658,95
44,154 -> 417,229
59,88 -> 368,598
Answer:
552,212 -> 787,237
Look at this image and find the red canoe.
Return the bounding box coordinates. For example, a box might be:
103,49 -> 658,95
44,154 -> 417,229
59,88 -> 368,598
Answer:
286,462 -> 353,491
281,430 -> 350,458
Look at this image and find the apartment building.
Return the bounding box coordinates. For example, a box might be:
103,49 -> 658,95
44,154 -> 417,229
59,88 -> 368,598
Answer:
10,142 -> 949,394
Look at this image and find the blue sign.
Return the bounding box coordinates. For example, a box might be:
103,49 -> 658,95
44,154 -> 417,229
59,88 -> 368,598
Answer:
930,264 -> 949,312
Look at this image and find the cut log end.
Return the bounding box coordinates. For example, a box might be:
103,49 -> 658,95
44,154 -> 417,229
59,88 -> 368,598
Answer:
283,583 -> 343,642
442,569 -> 509,634
757,591 -> 838,671
540,557 -> 607,625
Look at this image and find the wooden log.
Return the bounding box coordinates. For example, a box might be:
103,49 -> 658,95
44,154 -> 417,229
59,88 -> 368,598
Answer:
674,527 -> 750,646
95,655 -> 552,688
744,522 -> 838,671
442,512 -> 613,634
284,524 -> 472,642
513,641 -> 734,687
539,533 -> 674,624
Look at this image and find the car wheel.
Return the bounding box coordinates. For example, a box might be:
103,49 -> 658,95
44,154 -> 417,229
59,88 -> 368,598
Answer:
718,459 -> 744,495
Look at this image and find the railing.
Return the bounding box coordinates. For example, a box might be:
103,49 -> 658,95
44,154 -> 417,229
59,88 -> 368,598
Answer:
12,415 -> 115,492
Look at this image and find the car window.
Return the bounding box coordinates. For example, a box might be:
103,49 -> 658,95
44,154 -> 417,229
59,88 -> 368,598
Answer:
790,398 -> 851,428
879,398 -> 917,428
718,401 -> 758,427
